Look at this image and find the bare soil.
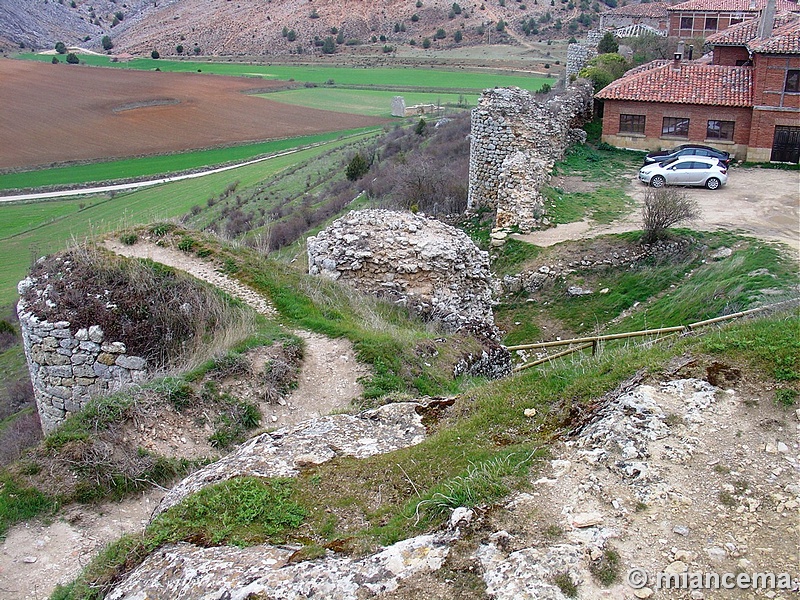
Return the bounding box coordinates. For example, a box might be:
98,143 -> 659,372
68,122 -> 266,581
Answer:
0,60 -> 386,171
516,167 -> 800,258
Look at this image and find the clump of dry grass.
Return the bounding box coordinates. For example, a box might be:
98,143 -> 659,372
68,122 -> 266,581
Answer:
22,243 -> 256,371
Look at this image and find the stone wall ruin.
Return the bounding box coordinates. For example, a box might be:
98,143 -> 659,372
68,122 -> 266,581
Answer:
467,82 -> 594,232
17,279 -> 149,434
307,209 -> 494,334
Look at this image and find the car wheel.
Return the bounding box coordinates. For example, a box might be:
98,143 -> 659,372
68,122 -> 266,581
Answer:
650,175 -> 666,188
705,177 -> 721,190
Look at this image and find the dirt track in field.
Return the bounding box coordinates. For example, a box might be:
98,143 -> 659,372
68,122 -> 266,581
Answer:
0,59 -> 387,171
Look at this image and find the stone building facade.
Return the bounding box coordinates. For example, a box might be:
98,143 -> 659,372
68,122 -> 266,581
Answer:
467,82 -> 594,231
17,278 -> 149,434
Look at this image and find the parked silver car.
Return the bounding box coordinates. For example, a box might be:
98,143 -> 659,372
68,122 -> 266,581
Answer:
638,156 -> 728,190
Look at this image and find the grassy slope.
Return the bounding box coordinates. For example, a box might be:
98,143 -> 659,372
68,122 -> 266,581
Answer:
0,135 -> 369,305
0,129 -> 375,191
52,309 -> 800,599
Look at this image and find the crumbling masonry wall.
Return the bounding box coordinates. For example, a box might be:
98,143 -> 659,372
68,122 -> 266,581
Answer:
467,82 -> 594,232
17,280 -> 149,434
307,209 -> 494,333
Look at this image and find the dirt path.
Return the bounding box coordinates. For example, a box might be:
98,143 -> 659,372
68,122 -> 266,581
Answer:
103,239 -> 369,426
514,167 -> 800,259
0,241 -> 368,599
0,490 -> 163,600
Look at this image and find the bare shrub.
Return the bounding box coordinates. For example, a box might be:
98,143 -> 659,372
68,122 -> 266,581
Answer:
1,378 -> 35,420
0,411 -> 42,465
641,187 -> 700,244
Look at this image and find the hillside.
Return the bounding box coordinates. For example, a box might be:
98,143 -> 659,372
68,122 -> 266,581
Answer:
2,0 -> 607,55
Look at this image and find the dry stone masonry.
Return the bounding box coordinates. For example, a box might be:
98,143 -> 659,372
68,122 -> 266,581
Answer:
17,278 -> 148,434
307,209 -> 495,333
467,82 -> 593,232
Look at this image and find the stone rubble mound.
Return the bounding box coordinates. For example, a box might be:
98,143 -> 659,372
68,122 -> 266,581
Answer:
307,209 -> 495,333
468,81 -> 594,232
152,401 -> 428,518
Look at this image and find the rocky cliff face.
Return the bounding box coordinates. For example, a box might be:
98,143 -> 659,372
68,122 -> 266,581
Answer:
0,0 -> 177,52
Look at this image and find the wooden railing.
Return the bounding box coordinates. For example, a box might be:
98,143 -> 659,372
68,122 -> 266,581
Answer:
507,299 -> 799,373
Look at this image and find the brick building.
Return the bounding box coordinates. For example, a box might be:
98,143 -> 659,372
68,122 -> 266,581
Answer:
667,0 -> 799,38
596,11 -> 800,163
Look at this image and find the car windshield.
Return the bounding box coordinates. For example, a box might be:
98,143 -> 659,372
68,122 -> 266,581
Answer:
660,157 -> 679,167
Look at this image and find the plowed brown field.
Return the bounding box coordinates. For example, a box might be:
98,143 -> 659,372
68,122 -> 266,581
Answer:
0,59 -> 387,170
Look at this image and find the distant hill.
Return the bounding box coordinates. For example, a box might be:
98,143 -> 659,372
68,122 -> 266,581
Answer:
0,0 -> 614,56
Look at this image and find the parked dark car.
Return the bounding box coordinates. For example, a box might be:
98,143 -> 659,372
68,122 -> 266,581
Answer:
643,144 -> 731,168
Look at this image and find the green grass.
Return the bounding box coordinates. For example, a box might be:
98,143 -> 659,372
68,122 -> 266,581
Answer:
543,141 -> 641,225
149,477 -> 306,547
0,134 -> 371,306
544,186 -> 634,225
0,128 -> 375,191
260,88 -> 475,117
0,472 -> 58,538
702,314 -> 800,382
52,477 -> 305,600
496,231 -> 798,346
18,54 -> 552,91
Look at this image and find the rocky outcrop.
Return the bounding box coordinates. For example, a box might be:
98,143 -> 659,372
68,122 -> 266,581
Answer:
467,83 -> 594,232
106,533 -> 454,600
307,209 -> 495,333
17,279 -> 148,434
104,377 -> 800,599
153,401 -> 429,518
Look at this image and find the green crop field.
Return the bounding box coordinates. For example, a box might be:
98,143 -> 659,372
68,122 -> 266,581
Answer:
20,54 -> 550,91
0,135 -> 367,305
257,88 -> 476,116
0,129 -> 377,191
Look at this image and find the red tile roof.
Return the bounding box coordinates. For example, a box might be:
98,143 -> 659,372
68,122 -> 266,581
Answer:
595,61 -> 753,107
748,18 -> 800,51
603,2 -> 669,18
706,12 -> 799,45
668,0 -> 800,12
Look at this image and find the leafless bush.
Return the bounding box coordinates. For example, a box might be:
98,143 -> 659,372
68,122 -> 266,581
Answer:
0,411 -> 42,465
641,187 -> 700,244
1,378 -> 35,421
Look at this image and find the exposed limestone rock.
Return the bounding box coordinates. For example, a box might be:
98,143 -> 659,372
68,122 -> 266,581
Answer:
106,533 -> 454,600
476,543 -> 586,600
467,82 -> 594,232
572,379 -> 719,503
153,402 -> 428,518
307,209 -> 495,333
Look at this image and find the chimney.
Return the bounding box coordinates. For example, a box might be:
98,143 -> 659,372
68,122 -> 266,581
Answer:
677,40 -> 685,58
687,44 -> 694,60
673,52 -> 682,70
758,0 -> 777,38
